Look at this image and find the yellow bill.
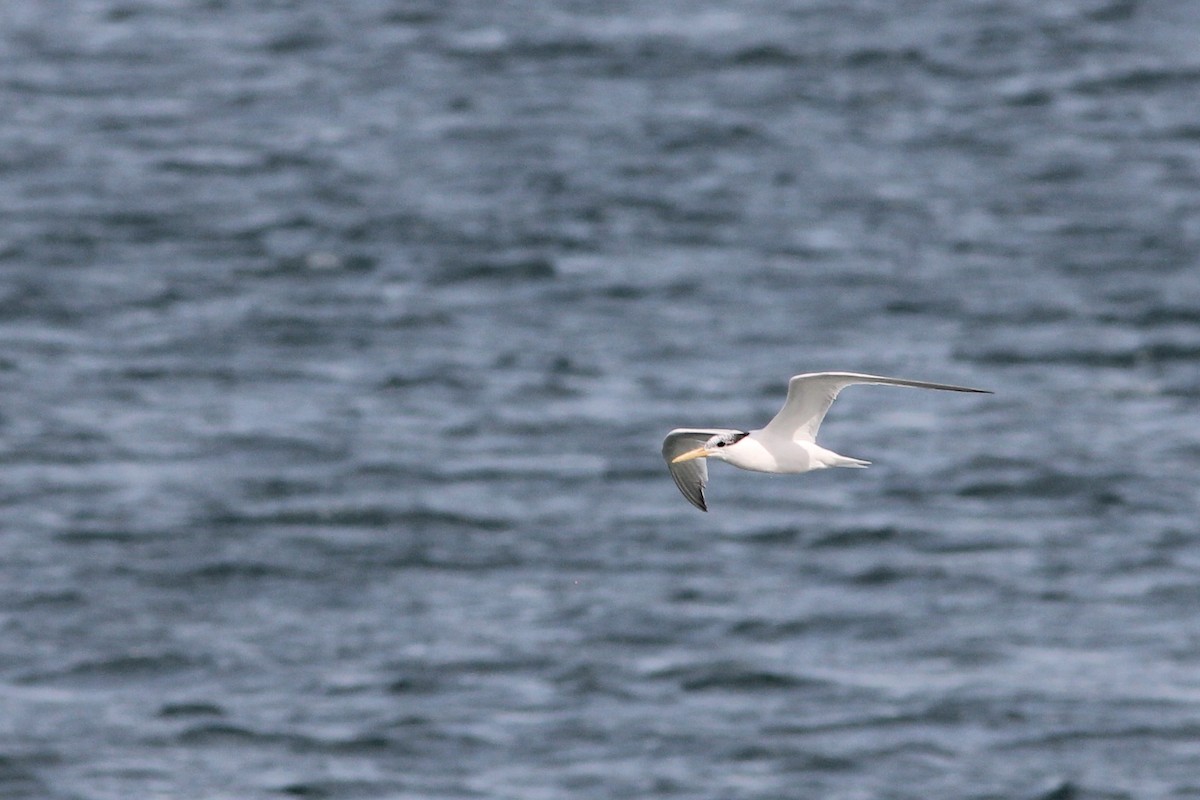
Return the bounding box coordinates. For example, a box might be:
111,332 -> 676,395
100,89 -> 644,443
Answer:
671,447 -> 708,464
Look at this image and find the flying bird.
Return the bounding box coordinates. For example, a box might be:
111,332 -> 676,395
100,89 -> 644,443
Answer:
662,372 -> 991,511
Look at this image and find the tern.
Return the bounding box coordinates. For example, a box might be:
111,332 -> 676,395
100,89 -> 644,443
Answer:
662,372 -> 991,511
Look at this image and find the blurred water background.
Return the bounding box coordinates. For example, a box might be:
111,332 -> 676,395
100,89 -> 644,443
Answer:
2,1 -> 1200,798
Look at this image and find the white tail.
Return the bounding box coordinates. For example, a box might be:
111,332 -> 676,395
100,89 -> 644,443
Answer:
833,454 -> 871,468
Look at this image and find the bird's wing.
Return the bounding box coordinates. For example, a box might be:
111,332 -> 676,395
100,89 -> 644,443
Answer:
661,428 -> 740,512
759,372 -> 991,443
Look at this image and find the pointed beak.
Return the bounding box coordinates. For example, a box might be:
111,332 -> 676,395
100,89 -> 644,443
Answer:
671,447 -> 708,464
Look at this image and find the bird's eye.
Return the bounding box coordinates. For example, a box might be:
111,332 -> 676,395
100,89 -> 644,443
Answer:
716,441 -> 726,447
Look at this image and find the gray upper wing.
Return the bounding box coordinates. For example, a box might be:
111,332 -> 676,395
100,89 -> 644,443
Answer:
759,372 -> 991,443
661,428 -> 739,512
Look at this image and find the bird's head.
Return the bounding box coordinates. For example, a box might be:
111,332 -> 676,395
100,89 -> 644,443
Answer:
671,431 -> 750,464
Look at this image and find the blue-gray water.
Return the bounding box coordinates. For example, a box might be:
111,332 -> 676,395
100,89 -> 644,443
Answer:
2,1 -> 1200,798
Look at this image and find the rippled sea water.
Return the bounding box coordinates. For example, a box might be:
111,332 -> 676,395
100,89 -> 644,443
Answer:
2,1 -> 1200,798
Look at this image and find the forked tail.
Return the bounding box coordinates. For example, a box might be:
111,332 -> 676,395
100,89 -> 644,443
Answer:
834,454 -> 871,468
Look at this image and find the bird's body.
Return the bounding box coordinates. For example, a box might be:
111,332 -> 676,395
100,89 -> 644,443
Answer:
662,371 -> 990,511
713,434 -> 868,474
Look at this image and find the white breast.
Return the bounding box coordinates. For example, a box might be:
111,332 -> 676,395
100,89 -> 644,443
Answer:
722,433 -> 823,474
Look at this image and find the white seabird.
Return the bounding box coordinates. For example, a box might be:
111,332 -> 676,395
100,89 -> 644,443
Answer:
662,371 -> 991,511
